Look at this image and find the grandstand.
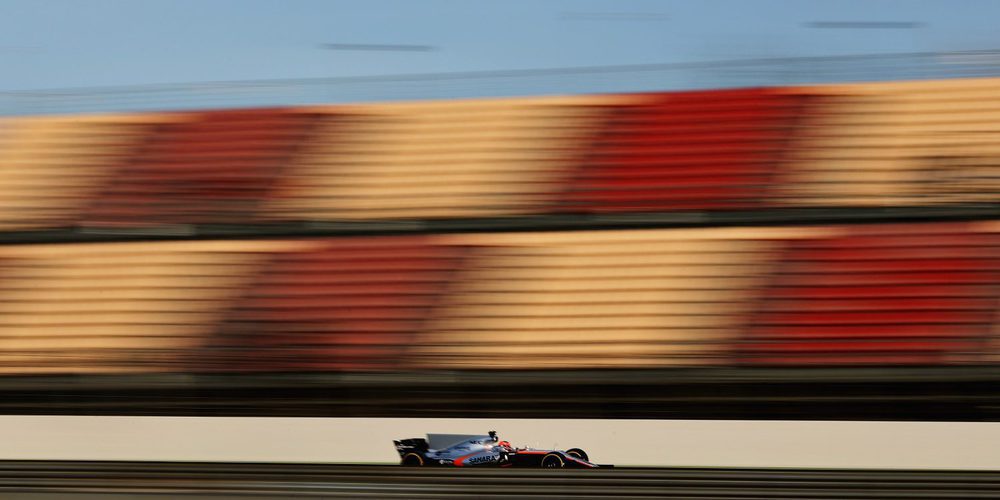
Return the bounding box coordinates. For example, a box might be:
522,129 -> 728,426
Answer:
0,75 -> 996,420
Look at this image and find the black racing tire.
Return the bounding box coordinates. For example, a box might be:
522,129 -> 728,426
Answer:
541,453 -> 565,468
401,452 -> 425,466
565,448 -> 589,462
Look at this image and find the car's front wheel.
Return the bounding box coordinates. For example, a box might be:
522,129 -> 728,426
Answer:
541,453 -> 564,468
565,448 -> 589,462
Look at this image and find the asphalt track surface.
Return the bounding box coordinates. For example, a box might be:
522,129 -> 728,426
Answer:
0,462 -> 998,499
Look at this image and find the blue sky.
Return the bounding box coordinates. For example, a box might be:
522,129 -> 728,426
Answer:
0,0 -> 998,92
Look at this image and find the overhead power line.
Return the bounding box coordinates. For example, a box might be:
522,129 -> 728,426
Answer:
805,21 -> 924,29
321,43 -> 437,52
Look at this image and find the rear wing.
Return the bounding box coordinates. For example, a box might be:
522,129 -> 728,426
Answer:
392,438 -> 428,458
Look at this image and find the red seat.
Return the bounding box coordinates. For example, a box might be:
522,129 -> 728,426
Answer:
741,223 -> 999,365
82,108 -> 321,227
204,236 -> 464,372
559,89 -> 810,212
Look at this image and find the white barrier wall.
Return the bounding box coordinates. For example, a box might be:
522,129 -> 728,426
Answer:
0,416 -> 998,470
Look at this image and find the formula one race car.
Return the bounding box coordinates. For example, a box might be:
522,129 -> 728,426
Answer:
393,430 -> 606,468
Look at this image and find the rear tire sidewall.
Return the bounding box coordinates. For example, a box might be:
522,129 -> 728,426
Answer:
541,453 -> 564,468
401,453 -> 425,466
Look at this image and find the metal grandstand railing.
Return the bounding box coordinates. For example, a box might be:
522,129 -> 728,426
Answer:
3,48 -> 1000,115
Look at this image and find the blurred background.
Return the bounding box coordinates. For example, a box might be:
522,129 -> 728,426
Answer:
0,0 -> 998,491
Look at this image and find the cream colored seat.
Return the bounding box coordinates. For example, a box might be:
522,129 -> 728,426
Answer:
779,78 -> 1000,206
0,240 -> 298,374
0,114 -> 161,231
410,227 -> 837,369
266,95 -> 634,221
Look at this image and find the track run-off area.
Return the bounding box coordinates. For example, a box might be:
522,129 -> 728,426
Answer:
0,417 -> 998,469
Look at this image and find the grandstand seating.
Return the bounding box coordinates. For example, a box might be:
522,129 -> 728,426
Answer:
742,222 -> 999,365
0,241 -> 277,373
83,108 -> 319,227
0,222 -> 991,374
207,237 -> 464,371
561,88 -> 809,212
0,77 -> 996,231
266,96 -> 629,221
0,114 -> 158,231
410,227 -> 818,368
779,78 -> 1000,206
0,76 -> 996,374
231,223 -> 996,372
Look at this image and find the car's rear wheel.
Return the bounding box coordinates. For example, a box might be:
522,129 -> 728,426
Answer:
401,453 -> 425,466
566,448 -> 589,462
541,453 -> 564,468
